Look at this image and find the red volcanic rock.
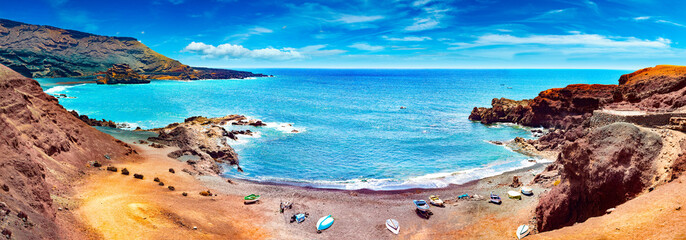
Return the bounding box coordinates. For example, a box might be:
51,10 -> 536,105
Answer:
0,63 -> 133,239
535,123 -> 662,231
607,65 -> 686,111
470,84 -> 616,129
616,65 -> 686,102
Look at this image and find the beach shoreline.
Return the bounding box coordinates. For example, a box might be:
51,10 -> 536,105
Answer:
73,142 -> 553,239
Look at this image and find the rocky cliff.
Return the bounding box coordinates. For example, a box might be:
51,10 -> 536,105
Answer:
469,65 -> 686,129
0,63 -> 134,239
471,65 -> 686,233
0,18 -> 269,80
535,123 -> 664,231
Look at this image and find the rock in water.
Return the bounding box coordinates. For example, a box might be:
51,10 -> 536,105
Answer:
96,64 -> 150,84
535,123 -> 662,231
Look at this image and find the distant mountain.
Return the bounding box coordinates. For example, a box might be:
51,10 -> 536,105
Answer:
0,19 -> 268,80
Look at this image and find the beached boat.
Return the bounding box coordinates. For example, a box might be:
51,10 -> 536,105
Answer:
521,186 -> 533,196
516,224 -> 530,239
295,213 -> 308,223
489,192 -> 502,204
413,200 -> 430,212
316,215 -> 334,233
429,195 -> 444,206
508,191 -> 522,200
244,194 -> 260,204
386,218 -> 399,234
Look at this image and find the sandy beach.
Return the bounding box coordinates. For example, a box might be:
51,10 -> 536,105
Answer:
71,142 -> 552,239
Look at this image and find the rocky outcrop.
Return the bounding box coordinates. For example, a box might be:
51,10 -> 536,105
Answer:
535,123 -> 662,231
470,84 -> 616,129
0,18 -> 270,80
69,110 -> 117,128
96,64 -> 150,84
146,115 -> 261,174
0,63 -> 134,239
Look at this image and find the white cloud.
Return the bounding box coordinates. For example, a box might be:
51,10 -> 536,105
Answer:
183,42 -> 304,60
336,15 -> 384,23
633,16 -> 651,21
349,42 -> 384,51
383,36 -> 432,41
405,17 -> 440,31
450,33 -> 671,49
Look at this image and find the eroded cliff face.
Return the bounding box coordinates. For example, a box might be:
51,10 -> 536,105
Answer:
0,63 -> 134,239
535,123 -> 663,231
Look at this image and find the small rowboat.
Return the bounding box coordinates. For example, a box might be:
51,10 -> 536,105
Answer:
386,219 -> 399,234
508,191 -> 522,200
316,215 -> 334,233
413,200 -> 430,212
521,186 -> 533,196
516,224 -> 530,239
244,194 -> 260,204
429,195 -> 444,206
489,192 -> 502,204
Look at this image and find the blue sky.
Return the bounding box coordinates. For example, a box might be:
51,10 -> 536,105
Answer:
2,0 -> 686,69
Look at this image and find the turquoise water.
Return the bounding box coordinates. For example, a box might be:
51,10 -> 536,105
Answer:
37,69 -> 627,190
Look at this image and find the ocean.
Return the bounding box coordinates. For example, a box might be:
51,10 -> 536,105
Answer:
37,69 -> 627,190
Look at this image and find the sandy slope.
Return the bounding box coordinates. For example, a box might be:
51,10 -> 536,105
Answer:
75,146 -> 270,239
533,178 -> 686,240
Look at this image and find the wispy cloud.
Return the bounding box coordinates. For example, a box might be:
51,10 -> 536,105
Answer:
450,32 -> 671,49
405,17 -> 440,31
183,42 -> 303,60
412,0 -> 432,7
655,20 -> 686,28
299,45 -> 347,56
404,3 -> 451,32
227,26 -> 273,40
349,42 -> 384,51
336,15 -> 384,24
382,36 -> 432,41
633,16 -> 686,28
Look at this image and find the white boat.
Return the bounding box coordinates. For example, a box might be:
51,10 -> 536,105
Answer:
521,186 -> 533,196
385,219 -> 399,234
316,215 -> 334,233
429,195 -> 444,206
508,190 -> 522,200
516,224 -> 530,239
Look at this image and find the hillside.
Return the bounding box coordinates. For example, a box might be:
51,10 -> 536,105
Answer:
0,19 -> 268,80
0,63 -> 135,239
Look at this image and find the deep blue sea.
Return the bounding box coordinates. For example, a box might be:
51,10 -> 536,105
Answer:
37,69 -> 627,190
